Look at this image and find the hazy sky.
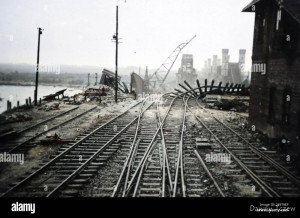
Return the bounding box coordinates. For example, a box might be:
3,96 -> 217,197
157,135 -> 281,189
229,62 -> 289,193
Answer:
0,0 -> 254,72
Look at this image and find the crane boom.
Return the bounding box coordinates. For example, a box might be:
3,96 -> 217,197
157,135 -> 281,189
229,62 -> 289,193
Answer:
149,35 -> 196,87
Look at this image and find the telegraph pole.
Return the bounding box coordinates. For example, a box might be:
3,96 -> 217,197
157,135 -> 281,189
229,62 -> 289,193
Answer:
34,27 -> 43,106
114,5 -> 119,103
95,73 -> 98,85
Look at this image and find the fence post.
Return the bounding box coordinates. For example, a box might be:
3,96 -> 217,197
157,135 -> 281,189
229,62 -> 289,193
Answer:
7,100 -> 10,111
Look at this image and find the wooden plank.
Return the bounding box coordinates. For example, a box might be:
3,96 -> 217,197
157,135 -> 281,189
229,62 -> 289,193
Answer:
196,79 -> 203,95
210,80 -> 215,91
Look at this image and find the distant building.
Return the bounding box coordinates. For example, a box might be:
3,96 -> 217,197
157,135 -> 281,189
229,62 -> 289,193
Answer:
176,54 -> 197,86
201,49 -> 246,84
243,0 -> 300,141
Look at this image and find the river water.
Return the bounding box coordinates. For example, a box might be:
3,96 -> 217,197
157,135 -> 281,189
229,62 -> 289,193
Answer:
0,85 -> 83,114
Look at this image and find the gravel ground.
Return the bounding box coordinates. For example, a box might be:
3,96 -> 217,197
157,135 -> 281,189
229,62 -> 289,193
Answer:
0,101 -> 77,133
0,99 -> 138,194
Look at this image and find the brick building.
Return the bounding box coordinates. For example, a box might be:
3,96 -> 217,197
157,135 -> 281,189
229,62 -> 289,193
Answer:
243,0 -> 300,144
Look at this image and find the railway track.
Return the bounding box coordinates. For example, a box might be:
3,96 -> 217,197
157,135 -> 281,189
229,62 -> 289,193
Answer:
85,95 -> 225,197
180,95 -> 225,197
198,100 -> 299,175
81,96 -> 177,197
0,100 -> 147,197
0,105 -> 97,153
1,91 -> 299,198
186,97 -> 300,197
129,96 -> 181,197
74,96 -> 177,197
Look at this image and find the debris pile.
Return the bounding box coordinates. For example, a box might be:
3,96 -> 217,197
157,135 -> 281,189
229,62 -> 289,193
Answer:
207,99 -> 248,113
4,112 -> 32,123
40,132 -> 74,145
38,102 -> 60,111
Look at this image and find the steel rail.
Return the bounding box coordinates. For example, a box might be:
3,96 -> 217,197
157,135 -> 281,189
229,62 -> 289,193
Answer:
17,106 -> 79,135
111,100 -> 149,197
122,139 -> 140,197
193,150 -> 225,197
8,106 -> 97,153
122,101 -> 149,196
173,95 -> 187,197
195,98 -> 300,187
44,102 -> 147,197
156,101 -> 173,196
185,98 -> 279,197
173,142 -> 182,197
161,139 -> 166,197
128,98 -> 178,196
180,97 -> 187,197
46,102 -> 154,197
1,101 -> 142,197
125,96 -> 178,194
132,142 -> 158,197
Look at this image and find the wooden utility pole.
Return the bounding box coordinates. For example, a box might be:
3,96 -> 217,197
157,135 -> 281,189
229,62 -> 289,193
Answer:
95,73 -> 98,85
114,5 -> 119,103
34,27 -> 43,106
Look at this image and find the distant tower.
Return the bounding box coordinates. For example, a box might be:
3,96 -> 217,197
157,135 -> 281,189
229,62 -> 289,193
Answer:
239,49 -> 246,64
222,49 -> 229,77
144,66 -> 149,80
212,55 -> 218,75
144,66 -> 150,93
207,58 -> 212,74
204,60 -> 208,73
95,73 -> 98,86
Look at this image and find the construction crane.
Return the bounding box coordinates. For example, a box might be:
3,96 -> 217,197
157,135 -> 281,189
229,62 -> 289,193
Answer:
148,35 -> 196,89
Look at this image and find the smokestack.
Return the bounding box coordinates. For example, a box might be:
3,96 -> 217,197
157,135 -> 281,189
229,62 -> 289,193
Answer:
239,49 -> 246,69
145,66 -> 149,80
239,49 -> 246,64
207,58 -> 212,73
212,55 -> 218,75
222,49 -> 229,77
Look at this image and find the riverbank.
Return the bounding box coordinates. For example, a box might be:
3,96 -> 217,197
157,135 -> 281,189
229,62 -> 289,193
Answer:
0,85 -> 83,114
0,81 -> 83,88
